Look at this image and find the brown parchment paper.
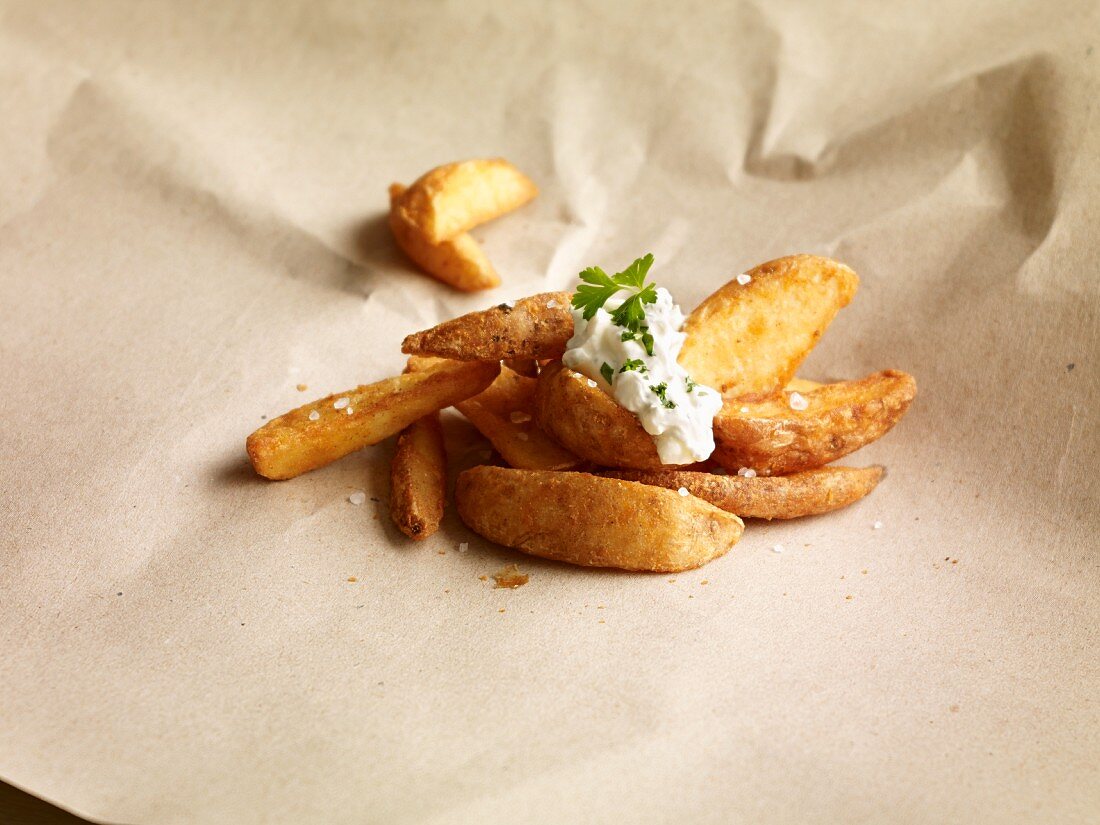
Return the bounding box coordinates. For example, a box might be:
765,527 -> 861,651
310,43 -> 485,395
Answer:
2,1 -> 1098,823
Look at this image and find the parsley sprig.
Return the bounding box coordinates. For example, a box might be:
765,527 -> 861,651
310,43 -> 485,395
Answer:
572,254 -> 657,329
650,382 -> 676,409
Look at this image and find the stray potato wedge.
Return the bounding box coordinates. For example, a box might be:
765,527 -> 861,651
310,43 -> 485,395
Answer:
534,361 -> 668,470
457,366 -> 582,470
392,158 -> 538,243
402,292 -> 573,361
455,467 -> 744,572
601,465 -> 884,520
678,255 -> 858,396
247,359 -> 499,480
388,184 -> 499,291
390,412 -> 447,539
712,370 -> 916,476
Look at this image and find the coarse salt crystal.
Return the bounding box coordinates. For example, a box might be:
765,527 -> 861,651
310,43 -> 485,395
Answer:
334,397 -> 350,410
458,542 -> 469,553
740,406 -> 749,413
789,392 -> 808,411
348,491 -> 366,505
546,299 -> 559,309
346,407 -> 354,415
509,411 -> 532,424
677,487 -> 690,497
873,521 -> 883,530
308,410 -> 320,421
772,544 -> 785,554
736,273 -> 752,286
737,467 -> 757,478
587,379 -> 598,388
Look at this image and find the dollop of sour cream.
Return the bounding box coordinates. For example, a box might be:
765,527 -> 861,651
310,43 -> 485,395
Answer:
563,287 -> 722,464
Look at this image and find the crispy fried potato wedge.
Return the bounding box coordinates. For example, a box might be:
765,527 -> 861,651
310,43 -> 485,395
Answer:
402,292 -> 572,361
712,370 -> 916,476
678,255 -> 859,396
456,366 -> 582,471
388,184 -> 499,292
455,467 -> 744,572
602,466 -> 884,520
502,357 -> 539,377
392,158 -> 538,243
390,412 -> 447,539
534,361 -> 668,470
247,359 -> 499,480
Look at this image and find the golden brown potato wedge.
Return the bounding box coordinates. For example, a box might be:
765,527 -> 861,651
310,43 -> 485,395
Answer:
402,292 -> 573,361
534,361 -> 668,470
678,255 -> 859,396
456,366 -> 582,471
392,158 -> 538,243
712,370 -> 916,476
455,467 -> 744,572
390,412 -> 447,539
388,184 -> 499,292
502,357 -> 540,378
601,466 -> 884,520
247,359 -> 499,480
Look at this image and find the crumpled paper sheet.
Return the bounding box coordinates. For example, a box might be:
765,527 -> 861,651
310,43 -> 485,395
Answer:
2,1 -> 1098,823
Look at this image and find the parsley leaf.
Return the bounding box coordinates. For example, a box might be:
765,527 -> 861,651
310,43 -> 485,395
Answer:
619,359 -> 648,374
620,326 -> 656,356
685,376 -> 697,393
570,255 -> 657,328
650,382 -> 676,409
600,362 -> 615,385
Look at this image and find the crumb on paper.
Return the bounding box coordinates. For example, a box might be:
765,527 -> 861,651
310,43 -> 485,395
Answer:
492,564 -> 529,589
949,704 -> 960,713
845,594 -> 854,601
347,576 -> 357,583
478,575 -> 488,581
668,578 -> 676,583
498,607 -> 506,613
861,569 -> 868,575
348,491 -> 366,505
296,383 -> 308,392
700,580 -> 709,586
437,550 -> 446,555
952,559 -> 958,565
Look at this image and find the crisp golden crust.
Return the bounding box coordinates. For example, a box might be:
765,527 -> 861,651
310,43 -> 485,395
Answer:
401,292 -> 573,361
455,467 -> 744,573
388,183 -> 499,291
712,370 -> 916,476
456,366 -> 582,471
534,361 -> 669,470
390,412 -> 447,540
392,158 -> 538,243
246,359 -> 499,480
678,254 -> 859,396
601,465 -> 884,520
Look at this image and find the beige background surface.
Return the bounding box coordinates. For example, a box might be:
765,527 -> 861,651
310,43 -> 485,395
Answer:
2,2 -> 1098,823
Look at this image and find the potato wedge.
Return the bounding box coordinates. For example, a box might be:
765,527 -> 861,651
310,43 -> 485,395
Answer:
534,361 -> 667,470
390,412 -> 447,539
502,357 -> 540,378
456,366 -> 582,471
785,377 -> 824,394
392,158 -> 538,243
247,359 -> 499,480
712,370 -> 916,476
601,466 -> 884,520
402,292 -> 572,361
455,467 -> 744,572
388,184 -> 499,292
678,255 -> 859,396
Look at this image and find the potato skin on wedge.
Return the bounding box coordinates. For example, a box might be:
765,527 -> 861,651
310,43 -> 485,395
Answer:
390,412 -> 447,539
455,467 -> 744,572
247,359 -> 499,480
712,370 -> 916,476
602,466 -> 884,520
534,361 -> 669,470
678,254 -> 858,396
402,292 -> 573,362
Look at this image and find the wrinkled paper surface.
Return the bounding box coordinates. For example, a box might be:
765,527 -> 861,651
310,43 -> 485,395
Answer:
2,2 -> 1098,823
